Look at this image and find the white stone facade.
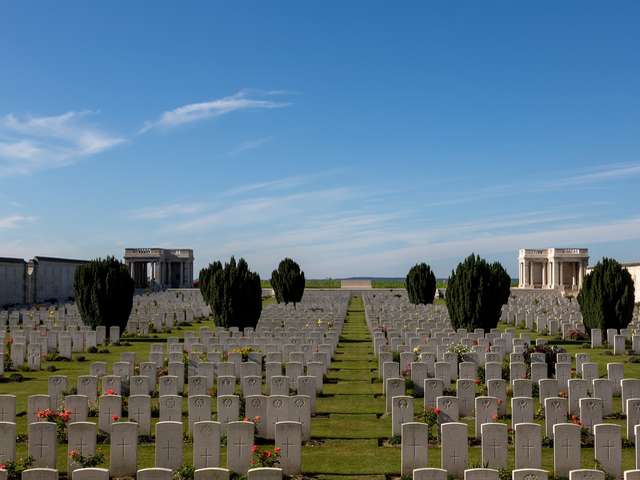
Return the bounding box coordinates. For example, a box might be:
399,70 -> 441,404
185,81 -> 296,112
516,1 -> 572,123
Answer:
518,248 -> 589,291
124,248 -> 194,289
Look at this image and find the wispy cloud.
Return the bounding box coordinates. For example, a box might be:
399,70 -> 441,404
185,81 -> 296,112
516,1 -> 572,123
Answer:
221,169 -> 345,197
0,111 -> 124,176
140,90 -> 290,133
127,202 -> 206,220
228,136 -> 272,156
424,162 -> 640,208
172,187 -> 354,232
0,214 -> 36,229
545,163 -> 640,188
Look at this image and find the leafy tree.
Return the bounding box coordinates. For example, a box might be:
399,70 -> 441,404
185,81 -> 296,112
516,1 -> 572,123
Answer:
199,257 -> 262,329
74,256 -> 135,330
446,254 -> 511,332
406,262 -> 437,305
271,258 -> 305,307
578,257 -> 635,333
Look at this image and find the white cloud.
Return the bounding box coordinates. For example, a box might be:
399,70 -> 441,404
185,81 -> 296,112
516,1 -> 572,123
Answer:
128,202 -> 206,220
0,111 -> 124,176
228,136 -> 272,156
0,215 -> 36,229
140,91 -> 290,133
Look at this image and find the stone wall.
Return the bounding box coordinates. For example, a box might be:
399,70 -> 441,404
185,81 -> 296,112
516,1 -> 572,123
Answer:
28,256 -> 88,303
0,257 -> 27,306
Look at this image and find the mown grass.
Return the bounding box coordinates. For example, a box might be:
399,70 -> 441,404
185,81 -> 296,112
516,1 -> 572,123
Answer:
4,295 -> 638,478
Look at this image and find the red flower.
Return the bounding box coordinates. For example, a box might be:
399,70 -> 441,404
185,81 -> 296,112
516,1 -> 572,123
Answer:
112,415 -> 120,422
0,463 -> 5,470
491,414 -> 498,421
474,379 -> 481,385
105,389 -> 115,395
274,447 -> 281,454
265,451 -> 272,458
251,445 -> 258,453
433,408 -> 441,415
243,416 -> 249,422
69,450 -> 78,458
254,415 -> 261,422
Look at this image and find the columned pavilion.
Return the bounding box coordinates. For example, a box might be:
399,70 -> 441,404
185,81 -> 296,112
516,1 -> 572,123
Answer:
518,248 -> 589,291
123,248 -> 194,289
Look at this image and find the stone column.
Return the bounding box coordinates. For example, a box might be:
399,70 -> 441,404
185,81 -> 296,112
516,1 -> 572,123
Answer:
578,262 -> 584,288
542,263 -> 546,288
519,263 -> 523,287
529,262 -> 534,288
178,262 -> 184,288
559,262 -> 563,288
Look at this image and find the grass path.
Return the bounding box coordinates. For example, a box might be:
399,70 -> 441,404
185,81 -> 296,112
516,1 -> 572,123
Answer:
303,295 -> 397,479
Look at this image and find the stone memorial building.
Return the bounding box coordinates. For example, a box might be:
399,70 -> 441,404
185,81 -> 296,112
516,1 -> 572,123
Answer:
124,248 -> 194,289
518,248 -> 589,291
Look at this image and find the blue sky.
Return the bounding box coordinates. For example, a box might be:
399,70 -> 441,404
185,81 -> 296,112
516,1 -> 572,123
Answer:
1,1 -> 639,279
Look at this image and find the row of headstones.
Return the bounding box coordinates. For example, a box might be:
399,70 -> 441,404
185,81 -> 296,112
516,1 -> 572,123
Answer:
77,352 -> 329,394
0,326 -> 120,373
388,387 -> 640,440
69,367 -> 322,401
0,307 -> 83,329
8,466 -> 286,480
13,419 -> 303,476
382,354 -> 631,400
384,373 -> 640,429
514,310 -> 640,354
177,337 -> 339,361
18,391 -> 313,439
402,420 -> 634,479
378,332 -> 630,386
256,296 -> 349,329
412,468 -> 640,480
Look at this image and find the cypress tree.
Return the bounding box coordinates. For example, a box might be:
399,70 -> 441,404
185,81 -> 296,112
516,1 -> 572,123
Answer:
199,257 -> 262,329
198,261 -> 222,307
405,262 -> 437,305
271,258 -> 305,307
578,257 -> 635,333
446,254 -> 511,332
74,256 -> 135,330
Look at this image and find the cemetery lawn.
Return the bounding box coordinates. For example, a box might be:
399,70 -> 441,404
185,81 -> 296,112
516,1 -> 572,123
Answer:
5,295 -> 640,477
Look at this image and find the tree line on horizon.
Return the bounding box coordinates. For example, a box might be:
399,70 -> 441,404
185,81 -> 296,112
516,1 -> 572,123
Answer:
71,253 -> 635,335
